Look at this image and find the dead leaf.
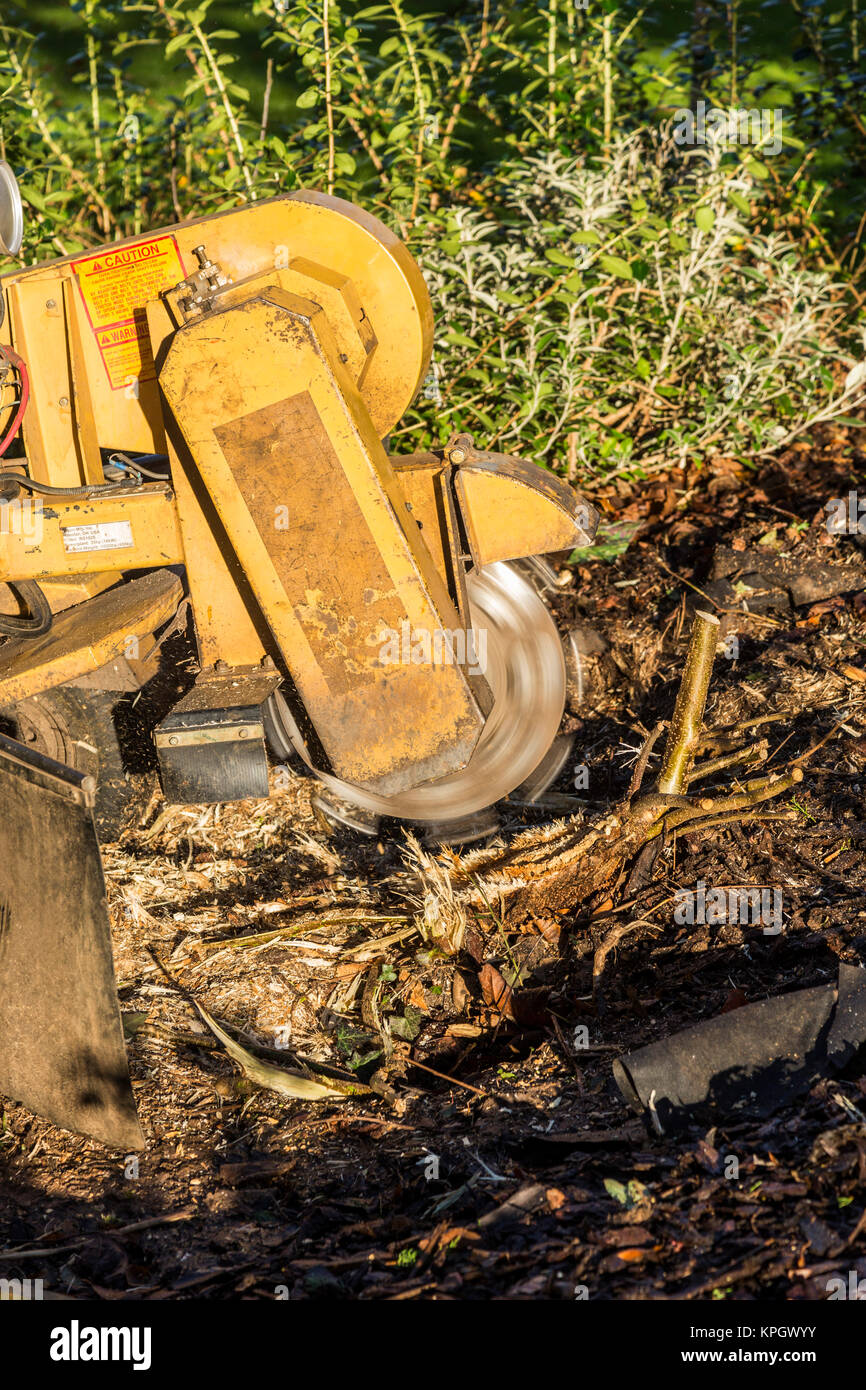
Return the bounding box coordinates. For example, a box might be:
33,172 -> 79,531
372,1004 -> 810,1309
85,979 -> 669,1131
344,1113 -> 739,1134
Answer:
479,962 -> 515,1018
196,1004 -> 361,1100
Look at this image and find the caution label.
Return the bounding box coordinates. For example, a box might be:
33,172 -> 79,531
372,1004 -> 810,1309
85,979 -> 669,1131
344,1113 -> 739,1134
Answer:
62,520 -> 134,553
72,236 -> 186,391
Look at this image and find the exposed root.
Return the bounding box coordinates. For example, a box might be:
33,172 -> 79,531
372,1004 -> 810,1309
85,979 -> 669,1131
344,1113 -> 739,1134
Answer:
443,611 -> 813,928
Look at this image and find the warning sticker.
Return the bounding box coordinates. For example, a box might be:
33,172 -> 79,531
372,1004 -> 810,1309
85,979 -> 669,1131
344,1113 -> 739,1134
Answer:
72,236 -> 186,391
62,521 -> 134,553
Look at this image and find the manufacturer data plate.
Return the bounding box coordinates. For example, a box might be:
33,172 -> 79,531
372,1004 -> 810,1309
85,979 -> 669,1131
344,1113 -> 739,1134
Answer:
62,520 -> 134,553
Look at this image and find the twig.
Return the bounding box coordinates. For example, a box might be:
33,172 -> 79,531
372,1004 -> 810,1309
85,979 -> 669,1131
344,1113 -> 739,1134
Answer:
0,1209 -> 194,1260
260,56 -> 274,145
407,1057 -> 489,1097
593,917 -> 660,994
670,809 -> 796,841
650,768 -> 804,840
685,739 -> 768,786
626,720 -> 665,801
793,718 -> 847,767
657,610 -> 720,795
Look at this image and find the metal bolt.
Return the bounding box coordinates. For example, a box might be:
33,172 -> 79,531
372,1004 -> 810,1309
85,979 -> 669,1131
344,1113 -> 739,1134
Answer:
45,298 -> 56,310
238,728 -> 248,739
449,448 -> 466,464
59,396 -> 69,407
169,735 -> 179,746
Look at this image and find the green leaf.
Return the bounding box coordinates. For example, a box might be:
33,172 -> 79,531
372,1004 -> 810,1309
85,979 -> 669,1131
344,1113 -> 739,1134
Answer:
599,254 -> 633,280
390,1006 -> 422,1041
296,88 -> 319,109
745,157 -> 769,181
695,206 -> 715,233
387,122 -> 413,145
604,1177 -> 648,1208
18,185 -> 47,212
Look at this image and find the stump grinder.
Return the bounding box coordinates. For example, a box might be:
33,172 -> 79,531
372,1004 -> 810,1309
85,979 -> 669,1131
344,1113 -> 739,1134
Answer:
0,163 -> 597,1147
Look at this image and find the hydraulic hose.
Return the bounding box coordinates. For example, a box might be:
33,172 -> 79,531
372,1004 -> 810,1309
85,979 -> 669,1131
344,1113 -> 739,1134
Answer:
0,345 -> 29,458
0,473 -> 129,499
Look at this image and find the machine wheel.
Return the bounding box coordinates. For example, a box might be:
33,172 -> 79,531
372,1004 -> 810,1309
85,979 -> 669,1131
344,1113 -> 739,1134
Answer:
5,686 -> 137,839
264,559 -> 576,841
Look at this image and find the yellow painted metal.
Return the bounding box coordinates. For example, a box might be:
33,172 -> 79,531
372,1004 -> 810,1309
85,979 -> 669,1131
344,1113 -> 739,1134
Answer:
0,573 -> 117,616
35,574 -> 118,614
62,276 -> 116,484
392,454 -> 450,586
5,276 -> 81,485
0,191 -> 432,483
0,569 -> 183,704
0,483 -> 183,581
280,257 -> 376,388
394,448 -> 597,580
144,297 -> 270,671
157,284 -> 488,794
453,450 -> 597,566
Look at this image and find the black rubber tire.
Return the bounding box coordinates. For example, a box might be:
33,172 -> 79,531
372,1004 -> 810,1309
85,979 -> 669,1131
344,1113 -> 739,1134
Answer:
0,580 -> 53,636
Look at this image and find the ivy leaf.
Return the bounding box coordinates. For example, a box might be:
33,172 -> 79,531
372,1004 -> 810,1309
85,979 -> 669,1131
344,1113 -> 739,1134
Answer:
390,1005 -> 422,1041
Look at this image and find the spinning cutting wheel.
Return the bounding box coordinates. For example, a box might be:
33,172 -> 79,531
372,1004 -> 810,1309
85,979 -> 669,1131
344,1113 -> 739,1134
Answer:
264,560 -> 573,833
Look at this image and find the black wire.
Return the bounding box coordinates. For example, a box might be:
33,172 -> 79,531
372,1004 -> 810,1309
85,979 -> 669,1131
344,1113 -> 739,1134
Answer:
0,580 -> 52,637
0,472 -> 128,498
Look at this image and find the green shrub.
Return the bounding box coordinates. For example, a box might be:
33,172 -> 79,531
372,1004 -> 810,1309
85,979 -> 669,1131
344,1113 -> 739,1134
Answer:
0,0 -> 863,483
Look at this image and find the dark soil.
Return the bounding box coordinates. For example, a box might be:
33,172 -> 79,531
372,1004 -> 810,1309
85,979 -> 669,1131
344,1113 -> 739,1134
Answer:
1,433 -> 865,1301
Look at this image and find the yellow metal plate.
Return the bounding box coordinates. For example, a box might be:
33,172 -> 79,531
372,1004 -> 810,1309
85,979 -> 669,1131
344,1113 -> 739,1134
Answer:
0,569 -> 183,704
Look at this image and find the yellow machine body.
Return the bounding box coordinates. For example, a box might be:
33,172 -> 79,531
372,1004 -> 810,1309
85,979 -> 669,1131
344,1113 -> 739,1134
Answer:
0,191 -> 596,795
